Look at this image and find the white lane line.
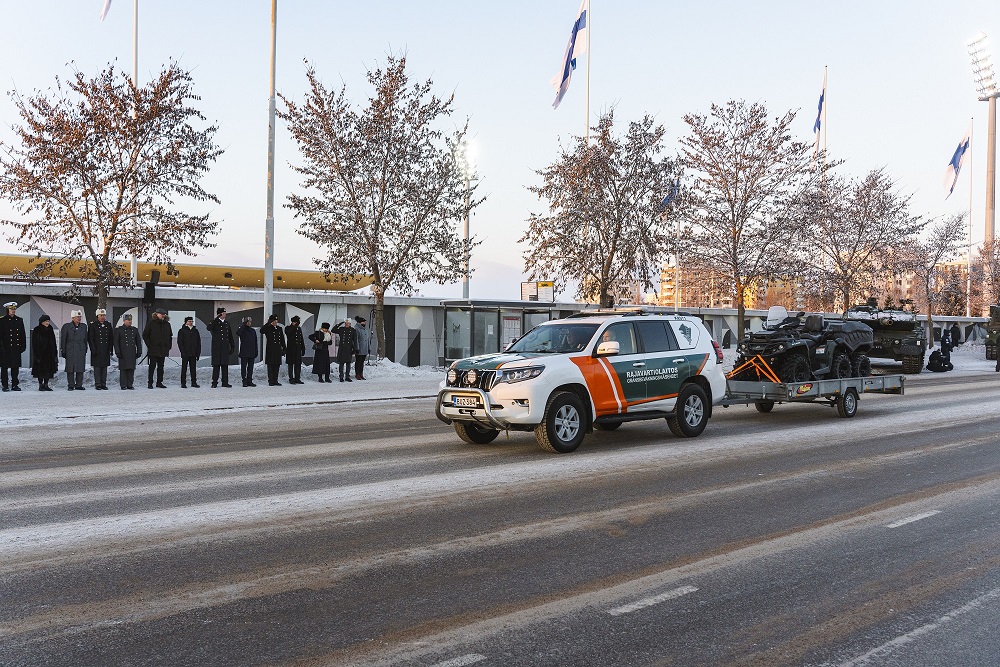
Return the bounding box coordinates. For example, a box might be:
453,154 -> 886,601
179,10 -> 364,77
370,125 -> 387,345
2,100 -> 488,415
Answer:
608,585 -> 698,616
885,510 -> 940,528
834,587 -> 1000,666
431,654 -> 487,667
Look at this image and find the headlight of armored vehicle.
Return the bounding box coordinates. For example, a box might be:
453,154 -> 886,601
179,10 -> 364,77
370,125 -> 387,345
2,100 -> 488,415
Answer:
499,366 -> 544,383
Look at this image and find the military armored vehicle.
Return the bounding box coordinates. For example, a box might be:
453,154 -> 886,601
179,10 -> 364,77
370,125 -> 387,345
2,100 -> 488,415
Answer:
843,299 -> 926,374
730,306 -> 874,383
986,305 -> 1000,360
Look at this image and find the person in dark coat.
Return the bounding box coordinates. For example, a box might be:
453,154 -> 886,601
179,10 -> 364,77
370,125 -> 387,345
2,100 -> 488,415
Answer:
332,318 -> 358,383
113,314 -> 142,390
284,315 -> 306,384
261,314 -> 286,386
950,323 -> 962,346
87,308 -> 114,390
30,314 -> 57,391
142,308 -> 173,388
177,316 -> 202,388
353,315 -> 370,380
309,323 -> 333,383
0,301 -> 27,391
206,307 -> 234,388
60,309 -> 88,391
236,316 -> 259,387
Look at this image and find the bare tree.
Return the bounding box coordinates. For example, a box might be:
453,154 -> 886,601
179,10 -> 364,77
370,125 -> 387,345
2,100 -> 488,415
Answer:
979,239 -> 1000,311
522,111 -> 679,307
900,214 -> 966,345
280,57 -> 479,357
0,62 -> 222,308
678,100 -> 817,333
802,168 -> 925,311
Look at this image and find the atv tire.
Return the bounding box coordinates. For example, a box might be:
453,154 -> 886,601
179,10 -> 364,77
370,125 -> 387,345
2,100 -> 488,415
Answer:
831,353 -> 852,379
851,354 -> 872,377
780,355 -> 811,383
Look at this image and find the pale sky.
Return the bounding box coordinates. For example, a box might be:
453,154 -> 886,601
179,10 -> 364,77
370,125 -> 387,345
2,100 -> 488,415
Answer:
0,1 -> 997,300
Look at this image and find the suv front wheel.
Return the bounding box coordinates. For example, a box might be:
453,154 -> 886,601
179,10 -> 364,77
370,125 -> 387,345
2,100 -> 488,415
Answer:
668,383 -> 709,437
535,391 -> 587,453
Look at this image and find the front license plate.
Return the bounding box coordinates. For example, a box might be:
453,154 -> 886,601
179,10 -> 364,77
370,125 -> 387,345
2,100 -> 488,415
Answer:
453,396 -> 480,408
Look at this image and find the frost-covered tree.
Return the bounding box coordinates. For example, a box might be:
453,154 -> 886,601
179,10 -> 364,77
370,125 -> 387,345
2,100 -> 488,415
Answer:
522,111 -> 679,307
979,240 -> 1000,311
280,57 -> 479,357
678,100 -> 817,334
802,168 -> 925,311
0,62 -> 222,308
899,214 -> 966,345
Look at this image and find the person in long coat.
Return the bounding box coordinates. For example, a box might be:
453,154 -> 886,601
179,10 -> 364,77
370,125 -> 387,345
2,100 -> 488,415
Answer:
308,323 -> 333,383
0,301 -> 27,391
206,307 -> 234,388
261,314 -> 286,386
142,308 -> 173,388
284,315 -> 306,384
353,315 -> 370,380
236,316 -> 259,387
113,314 -> 143,390
30,314 -> 57,391
60,309 -> 88,391
87,308 -> 114,390
331,318 -> 358,383
176,316 -> 202,388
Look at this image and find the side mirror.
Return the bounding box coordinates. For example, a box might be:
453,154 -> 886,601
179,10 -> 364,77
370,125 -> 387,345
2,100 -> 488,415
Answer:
595,341 -> 620,357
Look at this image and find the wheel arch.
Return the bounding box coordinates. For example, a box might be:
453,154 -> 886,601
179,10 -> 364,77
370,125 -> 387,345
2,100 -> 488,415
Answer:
551,382 -> 594,431
681,374 -> 713,418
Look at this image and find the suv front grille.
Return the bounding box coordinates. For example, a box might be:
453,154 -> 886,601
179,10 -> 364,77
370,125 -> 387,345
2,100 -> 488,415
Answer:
448,370 -> 497,390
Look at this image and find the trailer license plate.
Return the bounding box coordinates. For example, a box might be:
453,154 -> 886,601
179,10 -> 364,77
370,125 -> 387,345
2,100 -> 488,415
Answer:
453,395 -> 479,407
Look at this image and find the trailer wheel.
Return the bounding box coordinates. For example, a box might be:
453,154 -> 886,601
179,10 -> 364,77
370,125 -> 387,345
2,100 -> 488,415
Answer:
755,400 -> 775,413
837,388 -> 858,418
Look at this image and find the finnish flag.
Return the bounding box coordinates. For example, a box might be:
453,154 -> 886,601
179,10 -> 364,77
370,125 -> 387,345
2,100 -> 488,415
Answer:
100,0 -> 112,21
812,71 -> 826,157
944,125 -> 971,199
551,0 -> 589,110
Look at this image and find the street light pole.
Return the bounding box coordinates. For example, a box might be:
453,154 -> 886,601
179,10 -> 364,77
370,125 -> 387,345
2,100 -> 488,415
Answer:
968,32 -> 999,246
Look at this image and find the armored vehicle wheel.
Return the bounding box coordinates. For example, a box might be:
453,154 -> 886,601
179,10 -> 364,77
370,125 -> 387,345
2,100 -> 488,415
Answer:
594,422 -> 622,431
987,346 -> 997,361
668,383 -> 709,437
454,422 -> 501,445
901,354 -> 924,374
755,400 -> 775,413
836,388 -> 859,418
535,391 -> 586,453
851,354 -> 872,377
831,353 -> 852,379
780,355 -> 810,383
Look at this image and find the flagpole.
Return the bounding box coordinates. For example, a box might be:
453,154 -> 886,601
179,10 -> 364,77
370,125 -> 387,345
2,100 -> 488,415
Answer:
264,0 -> 277,320
585,0 -> 590,144
129,0 -> 139,285
968,118 -> 974,317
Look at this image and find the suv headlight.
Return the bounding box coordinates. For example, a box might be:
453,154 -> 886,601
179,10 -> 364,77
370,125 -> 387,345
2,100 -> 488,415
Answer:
447,368 -> 458,384
498,366 -> 544,383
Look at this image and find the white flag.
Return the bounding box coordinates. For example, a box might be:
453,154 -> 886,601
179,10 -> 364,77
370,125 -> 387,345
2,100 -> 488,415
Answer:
100,0 -> 112,21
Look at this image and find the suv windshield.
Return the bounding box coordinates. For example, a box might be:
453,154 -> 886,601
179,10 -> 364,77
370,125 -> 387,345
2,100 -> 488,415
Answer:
507,323 -> 599,353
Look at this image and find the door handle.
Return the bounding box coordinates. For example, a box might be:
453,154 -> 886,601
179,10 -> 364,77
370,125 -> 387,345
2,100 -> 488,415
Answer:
673,358 -> 685,363
632,362 -> 646,367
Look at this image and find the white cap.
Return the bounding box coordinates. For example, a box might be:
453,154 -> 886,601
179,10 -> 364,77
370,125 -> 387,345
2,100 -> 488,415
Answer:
95,309 -> 107,316
3,301 -> 16,309
70,309 -> 83,318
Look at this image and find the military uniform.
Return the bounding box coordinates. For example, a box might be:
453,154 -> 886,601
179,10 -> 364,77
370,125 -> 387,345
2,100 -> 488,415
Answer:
87,310 -> 114,390
206,308 -> 235,387
284,317 -> 306,384
113,318 -> 143,389
60,312 -> 89,390
261,316 -> 286,386
0,302 -> 26,391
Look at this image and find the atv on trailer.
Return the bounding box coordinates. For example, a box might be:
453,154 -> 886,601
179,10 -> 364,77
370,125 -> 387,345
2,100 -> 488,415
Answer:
730,306 -> 875,383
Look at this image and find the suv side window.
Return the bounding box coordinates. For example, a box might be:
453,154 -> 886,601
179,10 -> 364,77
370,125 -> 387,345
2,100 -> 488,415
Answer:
668,319 -> 701,350
600,322 -> 638,355
635,321 -> 678,353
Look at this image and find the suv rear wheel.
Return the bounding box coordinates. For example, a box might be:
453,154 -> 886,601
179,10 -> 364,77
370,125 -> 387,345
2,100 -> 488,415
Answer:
668,383 -> 709,437
535,391 -> 587,453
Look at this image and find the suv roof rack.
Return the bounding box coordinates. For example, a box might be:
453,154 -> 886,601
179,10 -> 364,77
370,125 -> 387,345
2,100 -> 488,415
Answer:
567,307 -> 693,318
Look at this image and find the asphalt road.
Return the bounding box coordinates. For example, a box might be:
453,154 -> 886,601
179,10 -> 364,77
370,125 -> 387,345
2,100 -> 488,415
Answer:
3,371 -> 1000,667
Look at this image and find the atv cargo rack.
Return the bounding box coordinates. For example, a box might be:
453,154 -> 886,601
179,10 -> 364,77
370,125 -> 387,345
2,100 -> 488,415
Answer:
721,374 -> 905,418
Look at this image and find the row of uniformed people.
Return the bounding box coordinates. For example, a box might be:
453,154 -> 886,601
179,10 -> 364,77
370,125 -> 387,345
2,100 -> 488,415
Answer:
3,304 -> 371,391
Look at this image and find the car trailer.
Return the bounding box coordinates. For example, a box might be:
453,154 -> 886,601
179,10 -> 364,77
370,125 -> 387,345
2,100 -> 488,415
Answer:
721,374 -> 905,418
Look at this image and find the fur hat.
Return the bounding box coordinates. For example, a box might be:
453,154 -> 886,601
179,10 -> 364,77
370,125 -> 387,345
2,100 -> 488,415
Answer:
154,308 -> 167,315
95,308 -> 106,316
70,309 -> 83,318
123,314 -> 133,321
267,314 -> 278,323
321,322 -> 330,329
3,301 -> 17,310
184,316 -> 194,323
38,314 -> 50,324
354,315 -> 366,324
217,307 -> 226,315
290,315 -> 300,323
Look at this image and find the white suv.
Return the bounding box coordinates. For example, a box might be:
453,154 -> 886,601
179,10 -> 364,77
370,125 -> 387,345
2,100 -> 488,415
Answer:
435,309 -> 727,453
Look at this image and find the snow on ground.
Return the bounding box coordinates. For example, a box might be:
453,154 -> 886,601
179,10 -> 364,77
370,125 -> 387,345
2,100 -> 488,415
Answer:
2,342 -> 995,430
2,360 -> 444,428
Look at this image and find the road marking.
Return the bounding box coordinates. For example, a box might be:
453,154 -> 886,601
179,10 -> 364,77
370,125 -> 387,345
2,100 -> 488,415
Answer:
431,655 -> 487,667
608,585 -> 698,616
886,510 -> 940,528
834,587 -> 1000,666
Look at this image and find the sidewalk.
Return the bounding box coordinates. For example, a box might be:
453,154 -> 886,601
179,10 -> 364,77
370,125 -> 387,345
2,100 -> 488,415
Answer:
3,361 -> 443,428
